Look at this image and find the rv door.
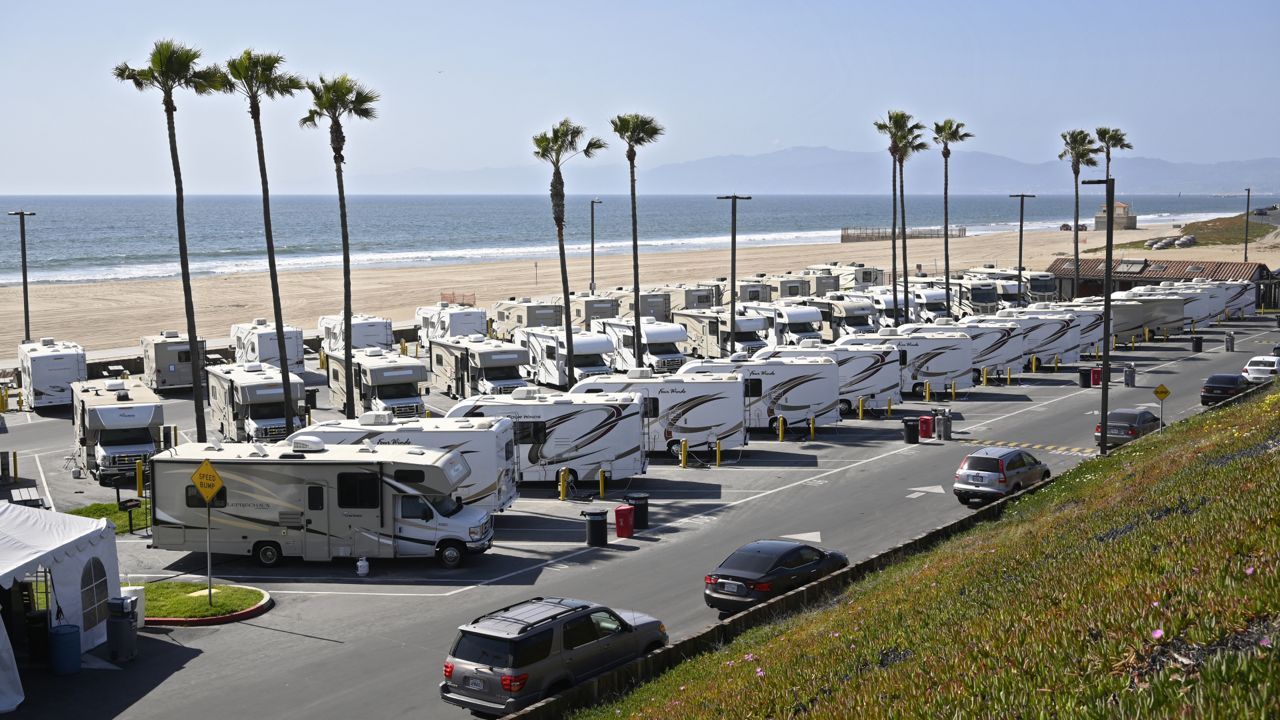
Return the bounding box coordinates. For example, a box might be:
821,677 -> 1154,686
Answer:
394,494 -> 436,557
458,352 -> 469,397
303,484 -> 330,561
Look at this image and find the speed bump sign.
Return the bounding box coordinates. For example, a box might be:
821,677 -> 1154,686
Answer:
191,459 -> 223,504
1153,384 -> 1170,401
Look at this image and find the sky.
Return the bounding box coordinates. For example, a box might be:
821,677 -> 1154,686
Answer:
1,0 -> 1276,194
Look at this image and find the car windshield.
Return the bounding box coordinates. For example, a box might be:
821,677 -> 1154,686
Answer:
969,287 -> 999,304
1107,411 -> 1139,423
451,631 -> 513,667
375,383 -> 419,399
961,456 -> 1001,473
718,549 -> 778,574
785,322 -> 819,334
481,365 -> 522,381
572,354 -> 607,368
247,402 -> 287,420
99,427 -> 154,446
647,342 -> 681,356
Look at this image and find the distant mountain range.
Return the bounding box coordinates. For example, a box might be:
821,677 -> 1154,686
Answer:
354,146 -> 1280,195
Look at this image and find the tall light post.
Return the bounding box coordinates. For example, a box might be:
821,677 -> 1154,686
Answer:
717,194 -> 751,354
1083,178 -> 1114,456
6,210 -> 35,342
589,198 -> 602,294
1009,194 -> 1035,306
1243,188 -> 1251,262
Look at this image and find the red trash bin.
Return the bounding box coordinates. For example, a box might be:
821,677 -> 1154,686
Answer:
614,504 -> 635,539
1090,367 -> 1103,386
917,414 -> 934,439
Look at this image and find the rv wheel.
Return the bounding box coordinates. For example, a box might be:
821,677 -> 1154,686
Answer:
911,383 -> 924,396
666,440 -> 683,458
253,541 -> 282,568
838,399 -> 853,416
437,541 -> 465,570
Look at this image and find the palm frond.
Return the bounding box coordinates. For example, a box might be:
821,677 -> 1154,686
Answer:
300,74 -> 380,128
610,113 -> 665,148
1059,129 -> 1102,163
932,118 -> 974,146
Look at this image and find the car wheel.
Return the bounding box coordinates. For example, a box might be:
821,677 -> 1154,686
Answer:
253,541 -> 283,568
1042,470 -> 1051,481
437,541 -> 465,570
544,680 -> 572,701
1012,483 -> 1023,493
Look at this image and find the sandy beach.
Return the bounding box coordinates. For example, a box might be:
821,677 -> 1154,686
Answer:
3,222 -> 1276,354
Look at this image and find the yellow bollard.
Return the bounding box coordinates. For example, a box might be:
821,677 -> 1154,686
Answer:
1144,328 -> 1150,343
924,381 -> 931,403
950,383 -> 957,401
559,468 -> 568,501
400,338 -> 408,355
777,416 -> 787,442
1112,335 -> 1118,351
886,399 -> 893,418
599,469 -> 606,499
857,397 -> 865,420
680,439 -> 688,468
319,348 -> 327,370
425,408 -> 432,418
136,460 -> 145,496
982,367 -> 988,387
1191,320 -> 1196,334
1030,355 -> 1038,373
1129,337 -> 1136,351
715,440 -> 722,467
1054,355 -> 1060,372
1094,343 -> 1101,358
0,386 -> 7,413
1006,367 -> 1013,385
808,417 -> 815,441
306,408 -> 312,426
1162,328 -> 1168,343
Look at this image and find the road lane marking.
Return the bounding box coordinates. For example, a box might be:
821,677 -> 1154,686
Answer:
35,456 -> 54,512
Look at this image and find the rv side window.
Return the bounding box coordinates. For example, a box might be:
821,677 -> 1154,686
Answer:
435,354 -> 443,366
545,345 -> 557,360
622,335 -> 636,350
332,368 -> 340,382
745,379 -> 763,397
307,486 -> 324,511
504,440 -> 515,461
514,421 -> 548,445
394,469 -> 426,484
898,350 -> 908,366
337,473 -> 380,509
643,397 -> 660,418
177,350 -> 191,363
185,485 -> 227,508
583,388 -> 604,394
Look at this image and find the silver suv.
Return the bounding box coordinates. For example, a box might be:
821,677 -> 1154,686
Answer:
440,597 -> 667,717
954,447 -> 1050,504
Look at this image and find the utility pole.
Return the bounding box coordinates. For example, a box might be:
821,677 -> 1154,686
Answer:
1083,178 -> 1114,456
1009,195 -> 1035,307
717,195 -> 751,355
589,198 -> 602,294
1243,188 -> 1251,262
6,211 -> 35,342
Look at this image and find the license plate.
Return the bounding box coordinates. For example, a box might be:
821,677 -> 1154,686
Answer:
968,474 -> 985,485
719,581 -> 743,594
464,676 -> 484,691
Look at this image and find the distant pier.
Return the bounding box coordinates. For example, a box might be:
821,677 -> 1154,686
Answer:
841,226 -> 966,243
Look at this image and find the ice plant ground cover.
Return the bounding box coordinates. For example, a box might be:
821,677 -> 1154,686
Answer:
576,388 -> 1280,719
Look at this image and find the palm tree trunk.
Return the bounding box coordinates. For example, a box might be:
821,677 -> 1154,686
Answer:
889,159 -> 899,326
628,150 -> 642,370
164,94 -> 207,443
550,167 -> 575,383
1105,149 -> 1111,180
251,100 -> 295,433
331,126 -> 355,419
942,153 -> 951,317
899,159 -> 909,326
1072,169 -> 1081,299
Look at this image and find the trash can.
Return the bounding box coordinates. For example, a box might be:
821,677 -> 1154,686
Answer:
939,410 -> 953,441
1191,336 -> 1203,353
305,387 -> 319,410
614,505 -> 635,539
581,509 -> 608,547
106,596 -> 138,662
49,624 -> 81,676
917,414 -> 934,439
1091,367 -> 1103,387
1078,368 -> 1091,388
1225,332 -> 1235,352
121,585 -> 147,629
1123,363 -> 1136,388
901,417 -> 920,445
624,492 -> 650,530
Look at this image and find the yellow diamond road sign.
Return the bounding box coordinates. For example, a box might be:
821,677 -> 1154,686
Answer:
191,459 -> 223,504
1153,384 -> 1171,401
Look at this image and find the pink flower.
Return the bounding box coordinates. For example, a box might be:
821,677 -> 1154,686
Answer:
1152,629 -> 1164,640
724,660 -> 735,667
1245,566 -> 1255,576
755,667 -> 765,678
1151,601 -> 1159,608
1261,637 -> 1273,648
744,653 -> 757,661
830,632 -> 841,638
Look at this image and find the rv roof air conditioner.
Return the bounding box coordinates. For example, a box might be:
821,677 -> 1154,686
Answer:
253,318 -> 268,326
510,387 -> 542,400
728,352 -> 748,361
466,334 -> 486,342
251,442 -> 268,457
626,368 -> 654,380
41,337 -> 55,346
995,310 -> 1016,318
798,339 -> 822,348
105,379 -> 126,392
359,411 -> 395,426
291,435 -> 326,453
365,347 -> 384,357
877,328 -> 899,336
245,362 -> 263,372
162,329 -> 180,339
934,318 -> 955,326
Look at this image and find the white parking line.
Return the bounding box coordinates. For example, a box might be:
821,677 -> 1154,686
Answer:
35,456 -> 55,512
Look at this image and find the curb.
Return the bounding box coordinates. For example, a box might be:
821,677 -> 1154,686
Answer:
145,585 -> 274,627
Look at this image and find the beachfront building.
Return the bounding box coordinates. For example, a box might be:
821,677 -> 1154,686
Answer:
1093,202 -> 1138,231
1045,257 -> 1272,304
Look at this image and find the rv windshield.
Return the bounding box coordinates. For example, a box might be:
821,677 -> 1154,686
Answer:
786,322 -> 820,334
969,287 -> 999,304
419,491 -> 463,517
924,302 -> 949,312
572,354 -> 607,368
730,331 -> 762,342
247,402 -> 287,420
1030,278 -> 1056,294
375,383 -> 419,399
646,342 -> 681,356
480,365 -> 522,382
99,427 -> 155,446
845,315 -> 873,327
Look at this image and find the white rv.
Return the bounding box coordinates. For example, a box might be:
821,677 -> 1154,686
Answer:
838,328 -> 974,396
865,286 -> 917,327
650,285 -> 717,313
446,389 -> 647,484
490,298 -> 563,341
567,294 -> 621,327
513,326 -> 614,388
752,342 -> 902,413
951,279 -> 1001,318
416,302 -> 488,344
1110,291 -> 1184,336
732,280 -> 773,303
1200,279 -> 1256,317
807,263 -> 884,291
760,273 -> 810,299
71,378 -> 165,485
592,317 -> 689,374
230,318 -> 304,374
206,362 -> 306,442
672,307 -> 768,358
789,269 -> 840,296
429,336 -> 529,398
572,369 -> 747,455
1014,304 -> 1104,356
1164,281 -> 1228,321
140,330 -> 206,391
900,320 -> 1023,378
1131,285 -> 1215,329
912,288 -> 952,323
318,313 -> 394,356
326,348 -> 428,418
1069,296 -> 1147,342
599,287 -> 672,322
966,311 -> 1080,366
17,338 -> 87,408
678,356 -> 840,430
694,279 -> 729,306
741,301 -> 824,346
800,294 -> 877,341
1020,271 -> 1058,303
151,440 -> 493,569
287,413 -> 519,514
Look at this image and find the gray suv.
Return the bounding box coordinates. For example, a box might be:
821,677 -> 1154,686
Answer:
953,447 -> 1050,504
440,597 -> 667,717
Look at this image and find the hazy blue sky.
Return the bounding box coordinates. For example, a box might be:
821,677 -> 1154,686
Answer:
2,1 -> 1276,194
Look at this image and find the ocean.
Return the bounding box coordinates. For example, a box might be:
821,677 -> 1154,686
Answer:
0,194 -> 1269,285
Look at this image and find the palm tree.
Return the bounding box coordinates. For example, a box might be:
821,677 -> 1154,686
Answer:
1095,127 -> 1132,180
873,113 -> 902,325
226,50 -> 305,433
1059,130 -> 1102,297
610,114 -> 664,366
113,40 -> 226,442
895,117 -> 928,323
533,119 -> 607,384
932,119 -> 974,316
300,75 -> 379,419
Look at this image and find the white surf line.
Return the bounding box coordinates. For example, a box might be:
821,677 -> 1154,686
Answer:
34,456 -> 55,512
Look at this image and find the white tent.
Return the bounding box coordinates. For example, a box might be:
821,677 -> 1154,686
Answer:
0,504 -> 120,713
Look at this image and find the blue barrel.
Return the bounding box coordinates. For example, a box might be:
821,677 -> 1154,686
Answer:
49,624 -> 81,675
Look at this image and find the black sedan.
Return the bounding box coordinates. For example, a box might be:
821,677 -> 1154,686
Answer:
704,539 -> 847,613
1094,408 -> 1163,447
1201,373 -> 1248,406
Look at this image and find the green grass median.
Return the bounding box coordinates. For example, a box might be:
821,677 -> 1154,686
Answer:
576,388 -> 1280,718
66,500 -> 150,534
127,582 -> 265,619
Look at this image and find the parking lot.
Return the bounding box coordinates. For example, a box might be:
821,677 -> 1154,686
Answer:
4,316 -> 1277,719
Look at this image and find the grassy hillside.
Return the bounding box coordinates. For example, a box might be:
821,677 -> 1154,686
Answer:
575,388 -> 1280,718
1089,212 -> 1276,253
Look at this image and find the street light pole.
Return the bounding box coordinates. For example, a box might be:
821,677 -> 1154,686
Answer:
6,211 -> 35,342
1009,194 -> 1035,307
717,195 -> 751,354
589,198 -> 602,294
1083,178 -> 1114,456
1243,188 -> 1251,262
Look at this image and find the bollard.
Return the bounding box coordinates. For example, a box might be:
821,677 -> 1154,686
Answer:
400,338 -> 408,355
1191,319 -> 1196,334
1054,355 -> 1060,372
1006,367 -> 1013,385
1095,343 -> 1101,358
808,416 -> 815,440
0,385 -> 7,413
1162,328 -> 1168,343
1030,355 -> 1038,373
680,439 -> 688,468
886,399 -> 892,418
558,468 -> 568,501
715,440 -> 721,467
306,408 -> 312,426
135,460 -> 144,496
924,381 -> 931,403
857,397 -> 865,420
10,451 -> 16,482
1144,328 -> 1151,343
777,416 -> 787,442
319,349 -> 327,370
950,382 -> 957,401
981,367 -> 989,386
1112,335 -> 1118,351
599,469 -> 606,499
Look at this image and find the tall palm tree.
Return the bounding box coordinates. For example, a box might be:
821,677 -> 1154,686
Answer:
1095,127 -> 1132,180
226,50 -> 305,433
113,40 -> 226,443
610,114 -> 664,366
873,113 -> 903,325
534,119 -> 607,384
1059,130 -> 1102,297
895,117 -> 928,323
300,75 -> 379,419
932,119 -> 974,316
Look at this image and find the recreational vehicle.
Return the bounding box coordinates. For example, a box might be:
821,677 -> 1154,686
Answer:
1199,279 -> 1256,317
1021,271 -> 1058,303
807,263 -> 884,291
677,356 -> 840,429
17,338 -> 87,408
513,326 -> 614,388
206,362 -> 306,442
650,284 -> 717,313
592,317 -> 688,373
672,307 -> 768,358
416,302 -> 488,344
1110,291 -> 1184,336
900,320 -> 1023,378
318,313 -> 394,356
429,336 -> 529,398
694,279 -> 729,306
952,279 -> 1001,318
1131,285 -> 1215,329
287,413 -> 519,513
151,440 -> 493,569
140,330 -> 206,391
71,378 -> 165,485
964,311 -> 1080,366
1164,281 -> 1228,320
1013,304 -> 1104,356
567,294 -> 621,326
326,347 -> 428,418
912,288 -> 952,323
800,294 -> 876,341
789,269 -> 840,296
230,318 -> 304,373
865,286 -> 917,327
838,328 -> 974,396
740,301 -> 824,346
732,279 -> 773,303
1069,296 -> 1147,342
446,389 -> 647,483
599,287 -> 672,322
752,341 -> 902,413
760,273 -> 810,299
490,298 -> 563,341
571,369 -> 747,454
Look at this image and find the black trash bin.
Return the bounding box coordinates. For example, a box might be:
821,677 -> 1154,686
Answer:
1077,368 -> 1091,388
624,492 -> 650,530
902,417 -> 920,445
1191,336 -> 1204,353
581,509 -> 608,547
